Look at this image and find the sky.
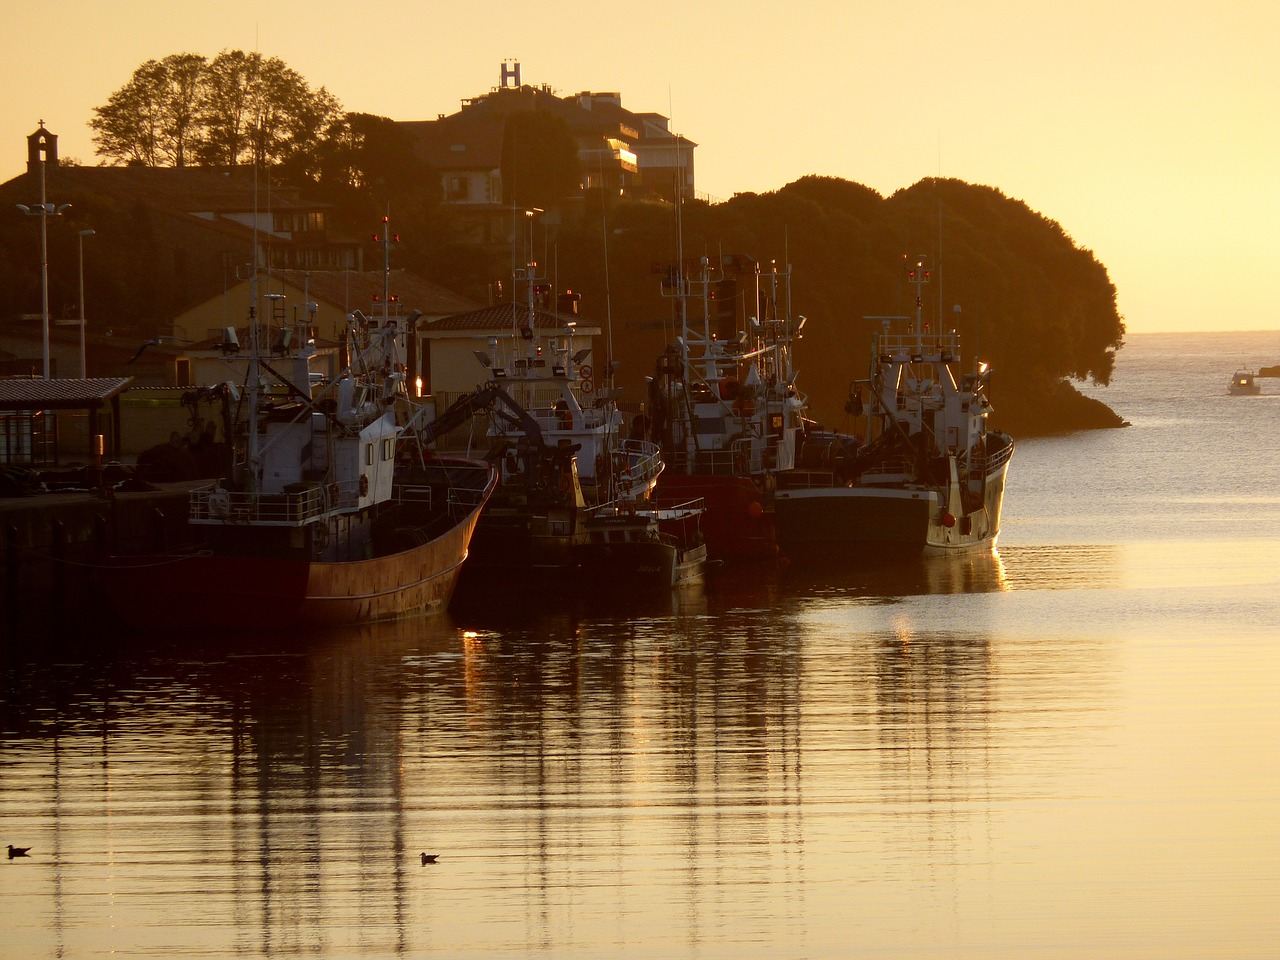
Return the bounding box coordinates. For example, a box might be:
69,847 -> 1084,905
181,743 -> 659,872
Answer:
3,0 -> 1278,335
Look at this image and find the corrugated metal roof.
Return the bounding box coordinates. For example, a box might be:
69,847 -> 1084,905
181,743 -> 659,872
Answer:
0,377 -> 134,410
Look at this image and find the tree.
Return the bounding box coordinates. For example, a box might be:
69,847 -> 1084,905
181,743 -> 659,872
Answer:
199,50 -> 342,170
501,112 -> 582,209
90,50 -> 343,169
90,53 -> 208,166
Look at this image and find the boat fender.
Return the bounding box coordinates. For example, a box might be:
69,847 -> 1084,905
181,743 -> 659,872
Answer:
359,474 -> 370,498
941,511 -> 956,528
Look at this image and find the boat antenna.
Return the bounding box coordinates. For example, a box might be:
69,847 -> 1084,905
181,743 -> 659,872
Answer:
382,206 -> 391,323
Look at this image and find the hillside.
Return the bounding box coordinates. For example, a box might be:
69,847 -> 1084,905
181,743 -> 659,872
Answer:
541,176 -> 1127,437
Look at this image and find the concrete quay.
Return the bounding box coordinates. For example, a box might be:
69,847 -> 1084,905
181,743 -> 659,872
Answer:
0,482 -> 198,642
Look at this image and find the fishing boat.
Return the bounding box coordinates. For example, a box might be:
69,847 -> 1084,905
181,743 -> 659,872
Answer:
446,239 -> 666,589
440,381 -> 665,588
773,256 -> 1014,559
645,255 -> 809,564
574,437 -> 707,592
1228,370 -> 1262,395
101,225 -> 497,631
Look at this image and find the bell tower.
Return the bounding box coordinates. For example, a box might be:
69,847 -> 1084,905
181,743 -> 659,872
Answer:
27,122 -> 58,175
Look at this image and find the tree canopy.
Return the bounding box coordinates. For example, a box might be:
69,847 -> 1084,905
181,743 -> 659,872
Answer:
545,177 -> 1127,435
91,50 -> 342,171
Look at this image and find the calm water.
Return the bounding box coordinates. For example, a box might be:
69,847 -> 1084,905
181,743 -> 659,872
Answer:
3,332 -> 1279,959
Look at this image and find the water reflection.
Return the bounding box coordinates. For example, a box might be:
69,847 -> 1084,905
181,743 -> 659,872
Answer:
779,548 -> 1011,599
0,544 -> 1162,959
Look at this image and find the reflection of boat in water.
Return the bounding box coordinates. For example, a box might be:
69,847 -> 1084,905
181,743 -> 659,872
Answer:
781,548 -> 1010,598
102,223 -> 496,630
1228,370 -> 1262,395
774,256 -> 1014,560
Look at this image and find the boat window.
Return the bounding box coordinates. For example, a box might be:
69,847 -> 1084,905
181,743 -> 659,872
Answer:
382,438 -> 394,461
365,443 -> 374,466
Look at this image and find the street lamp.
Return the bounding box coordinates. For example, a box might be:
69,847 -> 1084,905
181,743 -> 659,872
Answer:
78,229 -> 95,378
16,144 -> 70,378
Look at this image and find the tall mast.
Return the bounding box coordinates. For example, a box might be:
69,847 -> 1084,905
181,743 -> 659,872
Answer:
246,164 -> 262,492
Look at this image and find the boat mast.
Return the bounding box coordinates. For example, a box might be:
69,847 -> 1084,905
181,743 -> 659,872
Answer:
908,254 -> 930,352
245,163 -> 263,493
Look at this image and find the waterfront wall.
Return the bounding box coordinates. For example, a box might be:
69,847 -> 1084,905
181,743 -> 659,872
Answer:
0,487 -> 192,643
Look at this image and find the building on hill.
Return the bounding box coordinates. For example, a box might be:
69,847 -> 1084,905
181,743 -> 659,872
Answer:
398,61 -> 696,242
0,124 -> 366,346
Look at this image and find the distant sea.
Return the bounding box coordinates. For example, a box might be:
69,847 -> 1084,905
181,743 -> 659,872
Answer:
2,331 -> 1277,959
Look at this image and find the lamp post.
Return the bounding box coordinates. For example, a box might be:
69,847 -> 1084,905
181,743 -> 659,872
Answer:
16,147 -> 70,378
78,229 -> 95,379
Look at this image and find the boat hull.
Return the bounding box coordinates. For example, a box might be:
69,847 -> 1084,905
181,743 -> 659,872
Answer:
652,473 -> 775,564
774,460 -> 1010,562
574,524 -> 708,592
101,463 -> 495,632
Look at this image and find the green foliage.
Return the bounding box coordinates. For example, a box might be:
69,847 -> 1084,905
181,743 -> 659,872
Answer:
500,112 -> 582,209
539,177 -> 1126,435
90,53 -> 208,166
91,50 -> 342,170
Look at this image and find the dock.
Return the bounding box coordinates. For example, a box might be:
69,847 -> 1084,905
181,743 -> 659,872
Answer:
0,481 -> 200,643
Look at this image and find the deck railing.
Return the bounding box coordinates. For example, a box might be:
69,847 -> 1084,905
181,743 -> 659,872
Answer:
189,479 -> 359,526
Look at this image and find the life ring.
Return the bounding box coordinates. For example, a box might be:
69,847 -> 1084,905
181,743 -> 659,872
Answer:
581,378 -> 594,394
359,474 -> 370,498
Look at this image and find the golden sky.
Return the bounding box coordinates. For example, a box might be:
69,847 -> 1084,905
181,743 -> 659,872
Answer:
4,0 -> 1277,333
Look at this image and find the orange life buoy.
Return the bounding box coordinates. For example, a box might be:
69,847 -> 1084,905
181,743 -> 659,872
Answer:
359,474 -> 370,498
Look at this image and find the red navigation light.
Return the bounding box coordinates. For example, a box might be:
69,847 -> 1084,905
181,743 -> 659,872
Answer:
382,215 -> 389,223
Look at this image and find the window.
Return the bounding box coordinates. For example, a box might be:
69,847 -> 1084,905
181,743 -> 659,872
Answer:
381,438 -> 393,461
447,176 -> 470,201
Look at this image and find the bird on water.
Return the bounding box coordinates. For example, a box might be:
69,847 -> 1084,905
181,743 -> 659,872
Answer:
420,852 -> 438,865
7,845 -> 31,859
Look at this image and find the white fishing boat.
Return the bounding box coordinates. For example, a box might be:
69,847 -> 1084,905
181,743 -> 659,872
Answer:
101,221 -> 496,630
773,256 -> 1014,559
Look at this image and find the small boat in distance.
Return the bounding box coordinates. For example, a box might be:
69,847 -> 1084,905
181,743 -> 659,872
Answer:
1228,370 -> 1262,395
773,255 -> 1014,560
